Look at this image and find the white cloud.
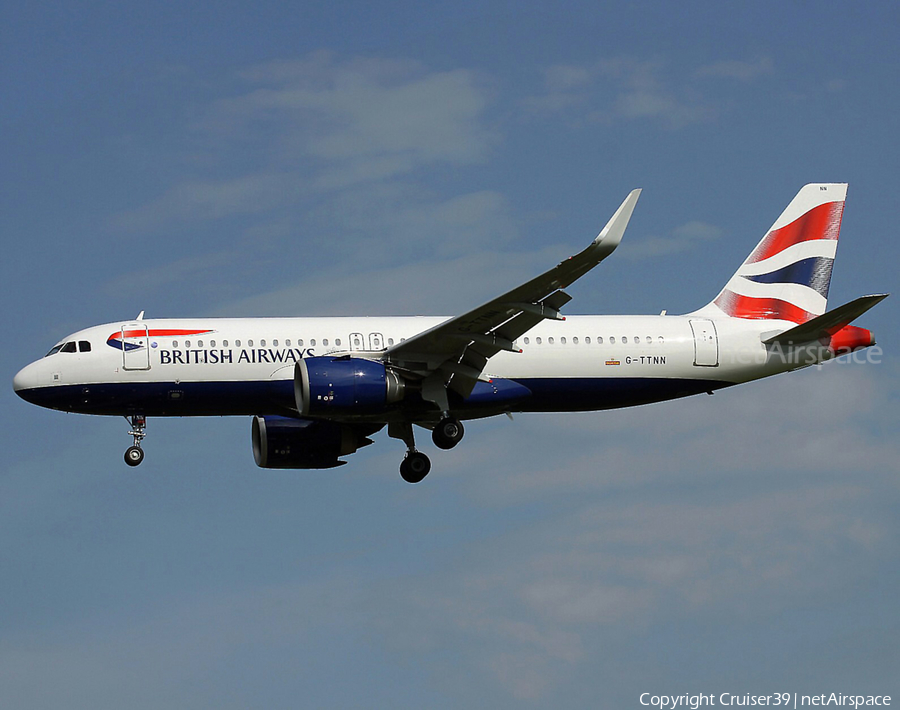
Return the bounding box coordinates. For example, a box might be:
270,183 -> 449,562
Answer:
109,173 -> 301,233
109,53 -> 496,238
696,57 -> 775,81
523,57 -> 715,129
543,64 -> 593,92
524,55 -> 782,130
97,53 -> 509,313
205,53 -> 495,180
620,219 -> 722,259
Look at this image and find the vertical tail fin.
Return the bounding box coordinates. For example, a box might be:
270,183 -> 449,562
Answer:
701,183 -> 847,324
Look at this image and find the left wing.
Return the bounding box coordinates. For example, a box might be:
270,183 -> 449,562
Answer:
382,189 -> 641,404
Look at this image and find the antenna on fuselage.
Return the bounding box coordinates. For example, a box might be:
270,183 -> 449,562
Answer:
136,311 -> 145,320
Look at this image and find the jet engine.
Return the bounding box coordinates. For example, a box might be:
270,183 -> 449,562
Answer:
251,415 -> 373,469
294,356 -> 406,416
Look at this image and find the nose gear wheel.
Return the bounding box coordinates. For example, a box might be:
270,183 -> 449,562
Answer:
124,415 -> 147,467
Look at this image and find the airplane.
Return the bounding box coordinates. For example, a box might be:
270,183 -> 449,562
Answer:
13,183 -> 887,483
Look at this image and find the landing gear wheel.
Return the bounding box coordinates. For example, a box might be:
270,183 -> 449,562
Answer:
400,451 -> 431,483
124,446 -> 144,467
432,417 -> 464,450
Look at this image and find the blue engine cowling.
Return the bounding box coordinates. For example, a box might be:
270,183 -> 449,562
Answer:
294,356 -> 406,416
252,415 -> 371,469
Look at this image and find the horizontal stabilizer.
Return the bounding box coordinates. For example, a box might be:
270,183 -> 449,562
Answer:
762,293 -> 888,345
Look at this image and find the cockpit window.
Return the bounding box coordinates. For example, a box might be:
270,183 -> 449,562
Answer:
78,341 -> 91,353
45,344 -> 64,357
60,342 -> 77,353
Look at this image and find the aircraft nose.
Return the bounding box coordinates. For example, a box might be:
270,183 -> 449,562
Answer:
13,362 -> 38,397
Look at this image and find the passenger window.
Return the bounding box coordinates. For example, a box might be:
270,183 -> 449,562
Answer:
323,338 -> 329,346
387,338 -> 393,346
646,336 -> 652,344
260,339 -> 266,347
298,339 -> 304,346
621,335 -> 627,343
548,337 -> 555,344
336,338 -> 342,346
560,337 -> 566,344
198,340 -> 204,348
585,337 -> 591,344
285,339 -> 291,346
634,336 -> 640,345
310,339 -> 316,346
185,340 -> 191,348
536,337 -> 542,345
61,342 -> 77,353
609,337 -> 615,344
658,336 -> 665,343
173,341 -> 179,348
597,336 -> 603,344
210,340 -> 216,348
248,339 -> 254,347
78,341 -> 91,352
235,339 -> 241,347
353,337 -> 360,347
523,337 -> 530,345
572,337 -> 578,344
223,340 -> 229,347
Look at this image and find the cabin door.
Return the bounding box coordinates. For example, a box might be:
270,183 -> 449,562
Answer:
121,324 -> 151,370
689,319 -> 718,367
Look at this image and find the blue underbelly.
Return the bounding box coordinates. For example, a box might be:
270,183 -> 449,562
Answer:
17,376 -> 729,417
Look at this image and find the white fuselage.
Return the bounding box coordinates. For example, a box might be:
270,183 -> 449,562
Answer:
13,313 -> 811,420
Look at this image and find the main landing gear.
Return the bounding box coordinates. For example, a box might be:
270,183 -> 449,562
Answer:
432,417 -> 464,450
390,416 -> 465,483
400,450 -> 431,484
124,415 -> 146,467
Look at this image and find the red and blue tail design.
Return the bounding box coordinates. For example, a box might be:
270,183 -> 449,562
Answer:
706,184 -> 846,324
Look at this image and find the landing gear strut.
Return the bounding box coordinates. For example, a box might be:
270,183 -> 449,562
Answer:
432,417 -> 464,450
124,415 -> 146,467
389,421 -> 431,484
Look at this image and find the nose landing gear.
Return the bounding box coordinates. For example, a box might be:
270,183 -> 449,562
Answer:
124,415 -> 147,467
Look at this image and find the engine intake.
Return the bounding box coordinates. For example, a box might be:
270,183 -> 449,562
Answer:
252,415 -> 367,469
295,356 -> 405,416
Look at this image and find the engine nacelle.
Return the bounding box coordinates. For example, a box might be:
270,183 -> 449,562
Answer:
295,356 -> 405,416
252,415 -> 364,469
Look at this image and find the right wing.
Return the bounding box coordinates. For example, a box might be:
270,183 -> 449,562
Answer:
382,189 -> 642,400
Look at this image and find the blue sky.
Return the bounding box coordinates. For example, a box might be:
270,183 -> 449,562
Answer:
2,2 -> 899,707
